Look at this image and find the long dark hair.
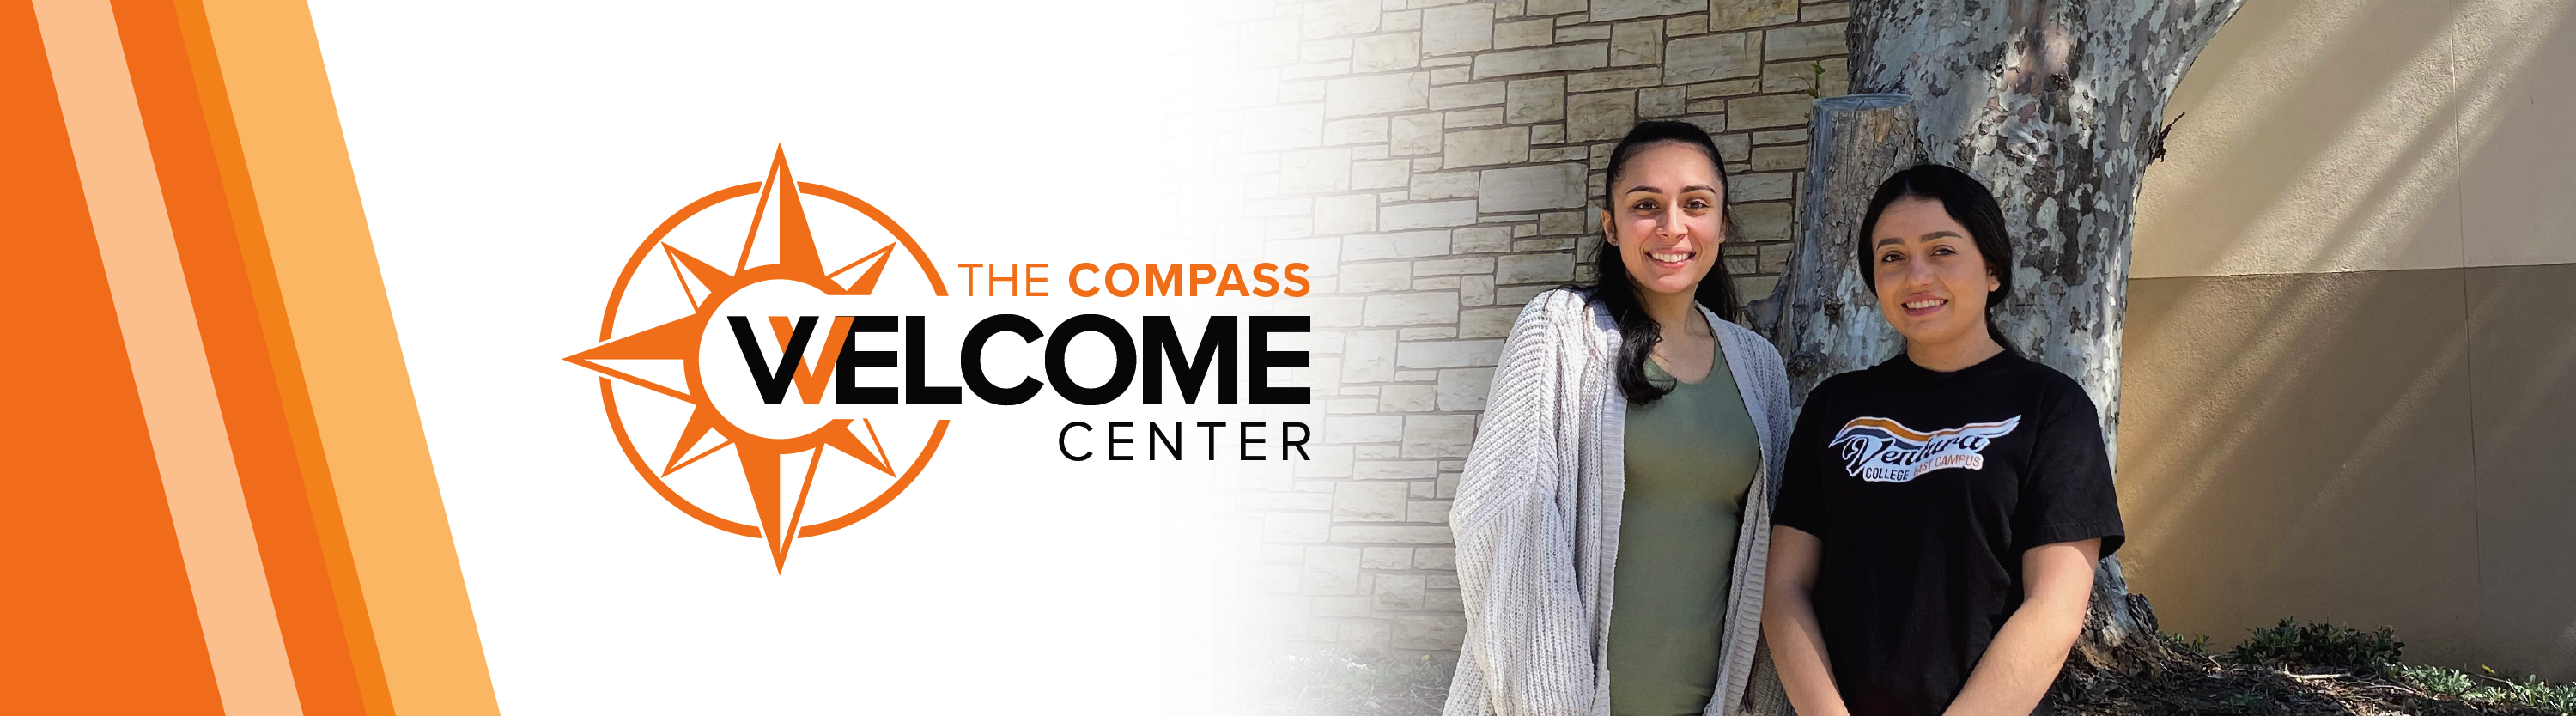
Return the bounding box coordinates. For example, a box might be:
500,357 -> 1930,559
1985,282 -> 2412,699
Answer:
1577,120 -> 1738,406
1854,163 -> 2018,355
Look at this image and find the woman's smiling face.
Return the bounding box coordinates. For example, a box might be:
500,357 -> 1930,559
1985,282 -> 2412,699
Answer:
1601,142 -> 1726,301
1869,197 -> 2002,347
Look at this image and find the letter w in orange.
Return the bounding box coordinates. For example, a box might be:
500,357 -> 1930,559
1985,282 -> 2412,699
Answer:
770,316 -> 854,404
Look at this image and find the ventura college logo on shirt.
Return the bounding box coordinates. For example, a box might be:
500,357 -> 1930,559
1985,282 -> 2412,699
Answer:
1829,416 -> 2022,483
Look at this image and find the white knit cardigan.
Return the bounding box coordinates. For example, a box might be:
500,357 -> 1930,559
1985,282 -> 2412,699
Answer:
1443,288 -> 1795,716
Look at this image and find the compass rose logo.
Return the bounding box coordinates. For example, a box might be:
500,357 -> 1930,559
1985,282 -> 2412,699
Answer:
565,147 -> 948,572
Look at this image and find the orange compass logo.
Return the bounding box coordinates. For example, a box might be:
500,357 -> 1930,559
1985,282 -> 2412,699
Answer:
565,147 -> 948,572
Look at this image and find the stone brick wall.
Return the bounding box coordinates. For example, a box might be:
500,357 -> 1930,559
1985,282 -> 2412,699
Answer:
1213,0 -> 1852,659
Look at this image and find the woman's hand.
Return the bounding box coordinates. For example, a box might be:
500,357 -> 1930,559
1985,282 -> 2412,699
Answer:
1762,525 -> 1852,716
1939,538 -> 2101,716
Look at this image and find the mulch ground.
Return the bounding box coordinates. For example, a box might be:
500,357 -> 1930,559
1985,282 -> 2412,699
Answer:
1253,625 -> 2564,715
2054,639 -> 2551,716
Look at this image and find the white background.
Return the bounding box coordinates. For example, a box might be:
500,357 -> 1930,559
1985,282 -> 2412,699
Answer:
311,3 -> 1277,712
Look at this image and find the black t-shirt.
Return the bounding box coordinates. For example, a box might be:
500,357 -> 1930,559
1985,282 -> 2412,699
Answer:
1772,350 -> 2124,716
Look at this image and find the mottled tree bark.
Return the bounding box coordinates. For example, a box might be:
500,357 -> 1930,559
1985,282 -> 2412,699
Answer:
1751,0 -> 2244,669
1746,94 -> 1917,399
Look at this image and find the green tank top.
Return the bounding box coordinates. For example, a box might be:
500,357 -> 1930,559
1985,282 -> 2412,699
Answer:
1607,350 -> 1762,716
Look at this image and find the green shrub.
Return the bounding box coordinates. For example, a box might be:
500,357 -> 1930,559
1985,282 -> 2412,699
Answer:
2160,631 -> 2213,655
2395,663 -> 2476,698
2223,617 -> 2404,674
2391,663 -> 2576,714
2480,668 -> 2576,715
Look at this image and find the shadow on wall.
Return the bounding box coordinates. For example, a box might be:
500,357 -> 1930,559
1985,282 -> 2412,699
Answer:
2456,266 -> 2576,682
2118,269 -> 2482,670
2132,0 -> 2576,280
2119,0 -> 2576,682
2120,265 -> 2576,681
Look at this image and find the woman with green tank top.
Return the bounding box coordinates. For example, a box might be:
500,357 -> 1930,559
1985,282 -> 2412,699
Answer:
1445,121 -> 1795,716
1610,349 -> 1764,714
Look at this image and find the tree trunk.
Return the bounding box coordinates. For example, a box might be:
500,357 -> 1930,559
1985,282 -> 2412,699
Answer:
1745,94 -> 1917,399
1750,0 -> 2244,669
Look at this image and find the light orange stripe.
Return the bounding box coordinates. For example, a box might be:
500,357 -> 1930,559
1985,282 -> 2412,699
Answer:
193,0 -> 501,712
30,1 -> 304,713
1839,416 -> 2019,444
118,0 -> 378,709
1840,416 -> 1937,442
0,0 -> 224,709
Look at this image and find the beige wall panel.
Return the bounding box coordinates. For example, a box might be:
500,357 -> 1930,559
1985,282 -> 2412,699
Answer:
2465,264 -> 2576,681
2458,2 -> 2576,269
2117,270 -> 2482,666
2134,0 -> 2463,279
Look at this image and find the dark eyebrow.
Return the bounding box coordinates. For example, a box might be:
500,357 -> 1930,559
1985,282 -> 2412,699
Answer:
1874,230 -> 1965,248
1622,184 -> 1720,197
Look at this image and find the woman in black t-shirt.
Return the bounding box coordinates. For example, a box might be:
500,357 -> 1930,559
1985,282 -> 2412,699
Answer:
1759,165 -> 2125,716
